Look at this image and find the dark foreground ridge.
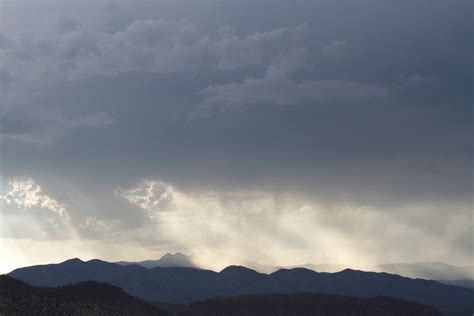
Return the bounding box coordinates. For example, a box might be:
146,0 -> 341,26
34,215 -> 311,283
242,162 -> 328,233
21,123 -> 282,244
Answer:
8,259 -> 474,315
181,293 -> 442,316
0,275 -> 443,316
0,275 -> 168,316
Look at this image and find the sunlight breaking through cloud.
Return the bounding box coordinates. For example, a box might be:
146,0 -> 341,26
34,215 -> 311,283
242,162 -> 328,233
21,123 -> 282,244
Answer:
1,178 -> 69,219
113,178 -> 386,271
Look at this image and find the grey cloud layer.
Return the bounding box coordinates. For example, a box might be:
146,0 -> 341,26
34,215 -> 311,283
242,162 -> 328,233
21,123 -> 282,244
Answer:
1,19 -> 308,80
0,110 -> 114,145
0,17 -> 318,143
196,65 -> 387,115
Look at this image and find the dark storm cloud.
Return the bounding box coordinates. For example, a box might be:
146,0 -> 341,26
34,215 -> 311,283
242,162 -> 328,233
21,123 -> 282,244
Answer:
0,0 -> 472,269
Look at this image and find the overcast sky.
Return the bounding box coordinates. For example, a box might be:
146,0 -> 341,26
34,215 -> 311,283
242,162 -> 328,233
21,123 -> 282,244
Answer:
0,0 -> 472,273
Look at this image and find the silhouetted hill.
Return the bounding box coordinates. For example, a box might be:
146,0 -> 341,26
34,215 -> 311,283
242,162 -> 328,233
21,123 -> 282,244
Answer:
212,266 -> 287,296
117,253 -> 197,269
0,275 -> 168,315
379,262 -> 474,281
438,279 -> 474,289
9,259 -> 474,315
8,258 -> 147,289
116,253 -> 474,282
180,293 -> 443,316
246,261 -> 474,281
271,268 -> 473,315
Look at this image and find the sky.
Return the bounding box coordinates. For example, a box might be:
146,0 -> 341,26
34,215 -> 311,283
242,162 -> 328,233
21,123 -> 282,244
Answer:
0,0 -> 472,274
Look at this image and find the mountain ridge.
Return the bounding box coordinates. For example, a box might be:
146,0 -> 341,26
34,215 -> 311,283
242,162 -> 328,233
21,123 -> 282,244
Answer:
114,253 -> 474,282
0,274 -> 169,315
8,258 -> 474,316
116,252 -> 197,269
1,274 -> 444,316
182,293 -> 443,316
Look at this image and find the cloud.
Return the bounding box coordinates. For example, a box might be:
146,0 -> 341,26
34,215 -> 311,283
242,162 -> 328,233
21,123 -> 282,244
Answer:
116,178 -> 291,217
0,16 -> 308,144
115,179 -> 180,217
194,57 -> 388,117
0,110 -> 115,145
321,40 -> 346,59
0,177 -> 76,242
406,74 -> 428,85
1,19 -> 308,82
61,112 -> 115,128
79,216 -> 121,238
115,178 -> 315,266
115,177 -> 473,270
1,178 -> 69,219
81,216 -> 118,230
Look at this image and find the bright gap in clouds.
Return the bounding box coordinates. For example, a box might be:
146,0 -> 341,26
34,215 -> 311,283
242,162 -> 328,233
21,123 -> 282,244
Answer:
0,176 -> 472,274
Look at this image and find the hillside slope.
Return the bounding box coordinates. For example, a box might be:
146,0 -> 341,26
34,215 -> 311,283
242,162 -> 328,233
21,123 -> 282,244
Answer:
0,275 -> 169,316
180,293 -> 442,316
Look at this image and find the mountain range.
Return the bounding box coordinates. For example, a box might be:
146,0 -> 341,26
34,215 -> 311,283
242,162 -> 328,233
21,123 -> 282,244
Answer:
8,258 -> 474,316
1,274 -> 445,316
114,253 -> 474,284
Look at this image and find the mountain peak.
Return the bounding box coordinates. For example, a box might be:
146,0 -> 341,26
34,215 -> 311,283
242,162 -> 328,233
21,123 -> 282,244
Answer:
86,259 -> 109,264
63,258 -> 85,264
160,252 -> 188,260
156,252 -> 196,268
338,268 -> 368,275
340,268 -> 358,273
220,265 -> 258,274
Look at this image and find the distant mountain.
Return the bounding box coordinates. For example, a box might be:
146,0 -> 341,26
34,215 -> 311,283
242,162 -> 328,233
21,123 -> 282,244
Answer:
0,274 -> 168,315
239,261 -> 279,274
118,253 -> 474,283
116,253 -> 197,269
238,261 -> 342,274
250,261 -> 474,281
438,279 -> 474,289
9,258 -> 474,315
283,263 -> 347,273
246,261 -> 474,283
271,268 -> 473,316
181,293 -> 442,316
379,262 -> 474,282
